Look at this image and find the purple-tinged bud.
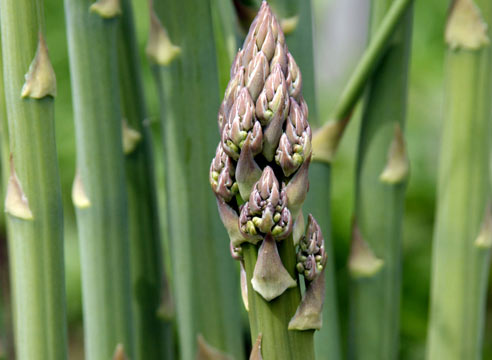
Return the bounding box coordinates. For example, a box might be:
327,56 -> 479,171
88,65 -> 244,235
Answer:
275,98 -> 312,177
230,49 -> 244,78
270,43 -> 288,75
223,66 -> 245,118
222,88 -> 263,160
239,167 -> 292,241
255,64 -> 289,127
217,103 -> 226,134
246,52 -> 269,101
210,144 -> 238,202
251,234 -> 296,301
236,134 -> 262,200
296,214 -> 327,282
286,53 -> 302,100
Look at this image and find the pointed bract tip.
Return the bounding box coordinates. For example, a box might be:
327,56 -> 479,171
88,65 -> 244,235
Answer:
475,203 -> 492,248
21,33 -> 56,99
379,123 -> 409,184
249,333 -> 263,360
146,9 -> 181,65
236,134 -> 262,200
251,235 -> 296,301
288,272 -> 325,331
90,0 -> 122,18
5,159 -> 33,220
446,0 -> 489,50
112,344 -> 128,360
122,120 -> 142,154
349,220 -> 384,278
72,171 -> 91,209
196,335 -> 234,360
312,115 -> 350,164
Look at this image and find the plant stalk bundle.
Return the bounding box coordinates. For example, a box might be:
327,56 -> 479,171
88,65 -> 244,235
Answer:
427,0 -> 492,358
64,0 -> 134,358
0,0 -> 68,358
148,0 -> 244,358
349,0 -> 413,359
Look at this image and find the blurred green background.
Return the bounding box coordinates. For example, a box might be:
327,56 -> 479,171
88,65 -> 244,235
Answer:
0,0 -> 491,358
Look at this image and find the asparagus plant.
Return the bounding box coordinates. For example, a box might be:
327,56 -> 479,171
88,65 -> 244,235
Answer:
210,3 -> 331,358
64,0 -> 134,358
0,0 -> 68,358
427,0 -> 492,358
348,0 -> 413,358
117,0 -> 173,358
148,0 -> 244,358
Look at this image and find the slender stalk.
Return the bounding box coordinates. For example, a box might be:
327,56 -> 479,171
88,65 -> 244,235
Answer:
0,0 -> 68,358
427,0 -> 492,358
311,0 -> 413,163
149,1 -> 244,359
348,0 -> 413,359
117,0 -> 173,358
64,0 -> 134,358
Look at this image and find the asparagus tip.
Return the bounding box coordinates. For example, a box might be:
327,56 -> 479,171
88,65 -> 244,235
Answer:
379,123 -> 409,184
445,0 -> 489,50
146,8 -> 181,66
5,158 -> 34,220
89,0 -> 122,18
72,171 -> 91,209
121,120 -> 142,154
21,33 -> 56,99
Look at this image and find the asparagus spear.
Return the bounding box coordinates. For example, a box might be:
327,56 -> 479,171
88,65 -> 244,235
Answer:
0,0 -> 68,358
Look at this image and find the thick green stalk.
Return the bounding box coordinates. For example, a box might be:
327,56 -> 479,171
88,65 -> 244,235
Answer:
0,0 -> 68,358
348,0 -> 413,359
150,1 -> 244,359
312,0 -> 413,163
64,0 -> 134,358
118,0 -> 173,358
427,0 -> 492,358
244,239 -> 315,360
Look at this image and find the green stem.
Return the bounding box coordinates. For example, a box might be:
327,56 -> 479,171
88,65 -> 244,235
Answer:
118,0 -> 173,359
0,0 -> 68,358
427,1 -> 492,358
64,1 -> 134,358
349,0 -> 413,359
243,239 -> 315,360
151,1 -> 244,358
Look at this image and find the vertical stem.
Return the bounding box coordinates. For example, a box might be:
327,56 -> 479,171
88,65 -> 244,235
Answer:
349,1 -> 413,359
243,238 -> 315,360
0,0 -> 68,358
64,0 -> 134,358
151,1 -> 244,358
427,1 -> 492,358
118,0 -> 173,358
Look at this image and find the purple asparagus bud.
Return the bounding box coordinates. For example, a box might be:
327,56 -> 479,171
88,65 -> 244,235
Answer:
222,88 -> 263,160
239,167 -> 292,241
275,98 -> 312,177
209,144 -> 238,202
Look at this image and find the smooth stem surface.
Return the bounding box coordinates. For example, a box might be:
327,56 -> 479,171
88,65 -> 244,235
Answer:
0,0 -> 67,358
330,0 -> 413,123
349,0 -> 413,359
153,1 -> 244,358
427,1 -> 492,358
243,240 -> 315,360
118,0 -> 173,358
304,163 -> 341,360
64,1 -> 134,358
